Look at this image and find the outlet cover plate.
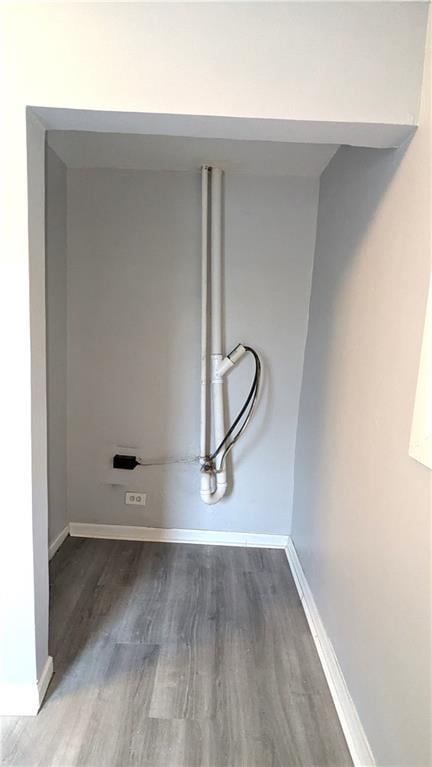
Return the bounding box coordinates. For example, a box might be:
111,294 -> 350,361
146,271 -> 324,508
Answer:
125,492 -> 147,506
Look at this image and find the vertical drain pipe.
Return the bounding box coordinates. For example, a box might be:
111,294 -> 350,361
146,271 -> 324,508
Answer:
210,167 -> 228,501
200,166 -> 209,467
201,167 -> 228,504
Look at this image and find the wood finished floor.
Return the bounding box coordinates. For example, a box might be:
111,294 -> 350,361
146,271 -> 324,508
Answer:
1,538 -> 352,767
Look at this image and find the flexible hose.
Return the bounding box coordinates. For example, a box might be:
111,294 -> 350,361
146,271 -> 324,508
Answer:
208,346 -> 261,471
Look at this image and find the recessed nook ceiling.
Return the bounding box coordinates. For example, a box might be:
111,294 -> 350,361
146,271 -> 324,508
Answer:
48,131 -> 339,177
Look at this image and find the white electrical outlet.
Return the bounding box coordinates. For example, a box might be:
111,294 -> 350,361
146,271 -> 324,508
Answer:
125,491 -> 147,506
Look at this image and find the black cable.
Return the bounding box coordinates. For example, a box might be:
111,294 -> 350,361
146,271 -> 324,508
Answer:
209,360 -> 257,459
217,348 -> 261,470
208,346 -> 261,469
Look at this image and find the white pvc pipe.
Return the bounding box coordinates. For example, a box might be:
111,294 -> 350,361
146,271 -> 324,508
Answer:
200,166 -> 209,463
201,167 -> 227,504
211,168 -> 222,356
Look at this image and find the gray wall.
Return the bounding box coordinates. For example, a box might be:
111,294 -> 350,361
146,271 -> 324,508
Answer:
292,56 -> 431,765
46,147 -> 68,547
66,169 -> 318,534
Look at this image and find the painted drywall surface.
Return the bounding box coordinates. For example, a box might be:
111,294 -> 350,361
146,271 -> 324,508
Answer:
0,114 -> 43,697
40,109 -> 418,151
46,148 -> 67,546
47,130 -> 339,177
28,116 -> 51,684
66,169 -> 318,534
0,0 -> 428,711
1,4 -> 428,126
292,32 -> 431,767
409,275 -> 432,468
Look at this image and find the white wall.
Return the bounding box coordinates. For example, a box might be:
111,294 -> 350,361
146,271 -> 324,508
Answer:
2,3 -> 428,128
0,0 -> 428,715
292,29 -> 431,766
66,169 -> 318,534
29,115 -> 50,692
46,148 -> 67,546
0,112 -> 50,712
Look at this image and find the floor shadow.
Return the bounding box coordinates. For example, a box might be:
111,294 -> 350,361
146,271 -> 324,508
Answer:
46,535 -> 178,701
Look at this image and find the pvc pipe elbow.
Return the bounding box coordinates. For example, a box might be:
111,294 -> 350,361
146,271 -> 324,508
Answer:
217,356 -> 234,377
200,483 -> 227,505
218,344 -> 247,377
200,471 -> 227,505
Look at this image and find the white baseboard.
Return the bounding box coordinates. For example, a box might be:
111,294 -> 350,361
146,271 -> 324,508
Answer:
69,522 -> 289,549
48,525 -> 69,560
0,656 -> 53,716
285,538 -> 375,767
37,655 -> 53,709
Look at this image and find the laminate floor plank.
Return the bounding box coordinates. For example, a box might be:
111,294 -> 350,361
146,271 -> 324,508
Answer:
1,539 -> 353,767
